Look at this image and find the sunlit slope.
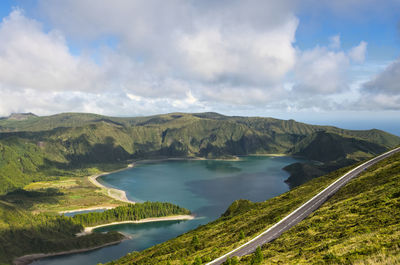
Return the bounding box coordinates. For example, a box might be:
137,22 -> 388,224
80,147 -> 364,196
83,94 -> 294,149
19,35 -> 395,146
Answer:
0,112 -> 399,194
109,151 -> 400,265
239,148 -> 400,264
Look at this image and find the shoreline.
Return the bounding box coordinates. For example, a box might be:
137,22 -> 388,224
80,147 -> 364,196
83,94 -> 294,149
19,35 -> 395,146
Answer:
13,237 -> 129,265
87,163 -> 136,204
59,206 -> 115,214
78,214 -> 195,236
14,215 -> 195,265
68,154 -> 291,214
84,156 -> 243,208
246,153 -> 287,157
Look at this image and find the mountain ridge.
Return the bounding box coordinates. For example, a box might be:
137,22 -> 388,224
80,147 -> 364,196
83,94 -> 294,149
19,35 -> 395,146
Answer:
0,112 -> 399,194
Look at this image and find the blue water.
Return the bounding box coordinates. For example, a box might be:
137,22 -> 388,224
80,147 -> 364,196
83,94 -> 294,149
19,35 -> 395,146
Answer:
63,209 -> 107,217
33,156 -> 302,265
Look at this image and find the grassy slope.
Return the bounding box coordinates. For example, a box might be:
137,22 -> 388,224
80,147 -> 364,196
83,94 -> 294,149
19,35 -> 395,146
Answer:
284,131 -> 390,188
108,164 -> 361,265
240,150 -> 400,264
7,176 -> 124,213
109,151 -> 400,265
0,112 -> 399,194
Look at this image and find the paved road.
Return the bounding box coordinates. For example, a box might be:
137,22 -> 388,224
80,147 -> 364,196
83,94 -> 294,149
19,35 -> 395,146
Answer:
207,147 -> 400,265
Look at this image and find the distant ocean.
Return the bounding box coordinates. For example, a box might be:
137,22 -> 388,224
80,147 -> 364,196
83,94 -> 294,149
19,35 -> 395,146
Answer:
319,120 -> 400,137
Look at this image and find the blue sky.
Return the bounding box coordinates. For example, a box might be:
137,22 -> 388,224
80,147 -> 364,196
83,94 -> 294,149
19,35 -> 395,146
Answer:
0,0 -> 399,135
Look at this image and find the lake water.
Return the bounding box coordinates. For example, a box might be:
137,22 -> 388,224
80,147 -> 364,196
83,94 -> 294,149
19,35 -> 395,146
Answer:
63,209 -> 107,217
33,156 -> 302,265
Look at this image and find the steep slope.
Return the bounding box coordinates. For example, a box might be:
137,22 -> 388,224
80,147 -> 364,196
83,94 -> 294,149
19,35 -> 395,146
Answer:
240,148 -> 400,264
0,112 -> 399,194
284,131 -> 390,188
0,137 -> 58,193
109,151 -> 400,265
290,131 -> 388,162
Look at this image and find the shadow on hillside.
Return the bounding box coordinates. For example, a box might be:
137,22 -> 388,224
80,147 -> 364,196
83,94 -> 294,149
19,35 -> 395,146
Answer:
0,188 -> 63,210
40,136 -> 132,171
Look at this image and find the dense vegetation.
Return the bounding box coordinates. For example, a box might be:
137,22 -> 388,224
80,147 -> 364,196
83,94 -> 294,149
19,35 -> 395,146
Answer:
108,151 -> 400,265
73,202 -> 191,227
239,149 -> 400,264
0,196 -> 191,264
108,163 -> 361,264
0,112 -> 399,194
0,112 -> 398,264
0,200 -> 124,265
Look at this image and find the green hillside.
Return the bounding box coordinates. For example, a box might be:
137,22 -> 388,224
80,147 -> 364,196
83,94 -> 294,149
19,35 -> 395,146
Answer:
240,148 -> 400,264
0,199 -> 124,265
0,112 -> 399,194
0,196 -> 191,265
108,150 -> 400,265
284,131 -> 391,187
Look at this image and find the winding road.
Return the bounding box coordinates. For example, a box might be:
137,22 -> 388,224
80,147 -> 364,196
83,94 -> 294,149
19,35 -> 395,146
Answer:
207,147 -> 400,265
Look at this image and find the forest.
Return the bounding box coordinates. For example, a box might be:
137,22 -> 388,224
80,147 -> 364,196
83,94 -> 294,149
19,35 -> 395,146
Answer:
72,201 -> 191,227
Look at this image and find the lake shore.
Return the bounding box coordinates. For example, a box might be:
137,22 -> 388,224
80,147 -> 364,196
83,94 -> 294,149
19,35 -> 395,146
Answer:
63,154 -> 287,214
13,237 -> 129,265
77,214 -> 195,236
87,163 -> 136,204
13,214 -> 195,265
59,206 -> 115,214
85,156 -> 243,207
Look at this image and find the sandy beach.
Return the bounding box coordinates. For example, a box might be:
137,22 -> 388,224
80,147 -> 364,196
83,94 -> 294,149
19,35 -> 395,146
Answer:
87,163 -> 136,204
14,214 -> 194,264
77,214 -> 195,236
86,156 -> 243,207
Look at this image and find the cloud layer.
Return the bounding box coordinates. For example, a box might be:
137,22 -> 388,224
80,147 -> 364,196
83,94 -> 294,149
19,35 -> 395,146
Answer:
0,1 -> 398,117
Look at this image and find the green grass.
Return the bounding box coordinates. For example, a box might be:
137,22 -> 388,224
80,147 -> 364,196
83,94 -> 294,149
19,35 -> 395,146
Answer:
0,112 -> 399,195
109,151 -> 400,265
0,200 -> 124,265
108,163 -> 362,265
5,176 -> 124,213
0,112 -> 399,264
238,150 -> 400,264
0,196 -> 191,265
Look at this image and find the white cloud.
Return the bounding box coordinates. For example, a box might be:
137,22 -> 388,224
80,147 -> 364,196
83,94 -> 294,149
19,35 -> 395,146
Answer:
178,17 -> 298,84
0,1 -> 394,117
293,46 -> 349,94
355,58 -> 400,110
33,0 -> 301,108
349,41 -> 367,63
363,58 -> 400,95
292,39 -> 368,97
0,9 -> 103,92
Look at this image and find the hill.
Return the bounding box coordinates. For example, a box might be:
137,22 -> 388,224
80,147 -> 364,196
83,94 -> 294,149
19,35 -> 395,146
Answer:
284,131 -> 391,187
108,150 -> 400,265
0,197 -> 124,265
0,112 -> 399,194
0,195 -> 191,265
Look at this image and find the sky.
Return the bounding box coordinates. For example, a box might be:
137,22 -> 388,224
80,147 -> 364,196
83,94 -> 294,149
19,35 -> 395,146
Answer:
0,0 -> 399,134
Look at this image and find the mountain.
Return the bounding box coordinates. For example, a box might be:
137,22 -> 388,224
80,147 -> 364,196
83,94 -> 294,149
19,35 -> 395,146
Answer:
283,131 -> 391,187
2,112 -> 38,121
109,149 -> 400,264
0,112 -> 399,194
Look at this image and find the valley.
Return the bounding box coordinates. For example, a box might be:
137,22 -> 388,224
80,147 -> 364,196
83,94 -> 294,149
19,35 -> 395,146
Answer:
0,112 -> 399,265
